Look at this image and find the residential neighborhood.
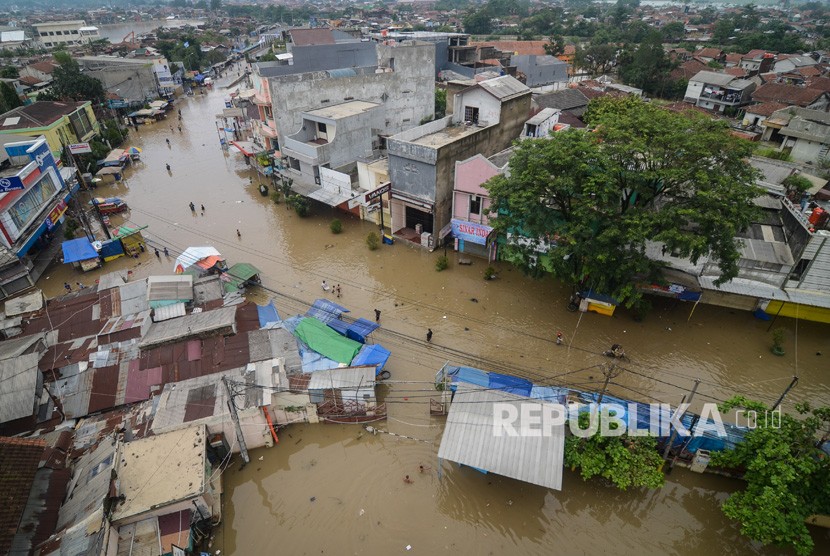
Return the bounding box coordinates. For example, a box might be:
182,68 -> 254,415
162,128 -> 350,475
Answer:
0,1 -> 828,555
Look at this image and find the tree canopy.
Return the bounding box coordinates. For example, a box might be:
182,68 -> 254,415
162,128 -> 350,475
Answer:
485,97 -> 761,307
37,51 -> 104,105
711,397 -> 830,556
617,31 -> 680,98
565,410 -> 665,490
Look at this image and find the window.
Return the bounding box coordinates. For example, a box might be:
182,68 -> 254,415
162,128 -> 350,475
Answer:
72,30 -> 78,34
469,195 -> 482,215
48,31 -> 55,36
464,106 -> 479,124
45,42 -> 52,47
56,31 -> 63,35
525,124 -> 537,137
69,109 -> 94,139
317,122 -> 327,134
40,32 -> 48,37
8,173 -> 58,230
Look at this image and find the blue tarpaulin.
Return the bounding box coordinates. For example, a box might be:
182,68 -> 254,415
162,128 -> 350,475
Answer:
446,366 -> 489,389
257,301 -> 280,327
351,344 -> 391,374
530,386 -> 567,403
99,239 -> 124,260
327,319 -> 350,336
62,238 -> 98,264
306,298 -> 349,324
488,372 -> 533,397
346,318 -> 379,343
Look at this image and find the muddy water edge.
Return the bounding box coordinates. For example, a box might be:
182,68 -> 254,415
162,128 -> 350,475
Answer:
38,81 -> 829,555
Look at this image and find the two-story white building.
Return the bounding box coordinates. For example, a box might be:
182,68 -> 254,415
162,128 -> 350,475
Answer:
684,70 -> 756,113
32,20 -> 99,48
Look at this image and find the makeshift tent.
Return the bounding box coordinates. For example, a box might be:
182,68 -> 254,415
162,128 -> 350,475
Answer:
293,317 -> 361,365
306,298 -> 349,324
99,239 -> 124,262
326,317 -> 379,343
351,344 -> 391,374
62,238 -> 98,264
221,262 -> 260,293
112,225 -> 147,257
257,301 -> 280,328
488,372 -> 532,397
174,246 -> 223,274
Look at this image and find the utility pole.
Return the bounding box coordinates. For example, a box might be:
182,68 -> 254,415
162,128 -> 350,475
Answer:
662,379 -> 700,462
772,376 -> 798,411
222,376 -> 250,466
596,363 -> 622,406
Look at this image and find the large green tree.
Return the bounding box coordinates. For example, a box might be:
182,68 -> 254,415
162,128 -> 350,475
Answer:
565,411 -> 665,490
38,51 -> 104,105
462,9 -> 492,35
711,398 -> 830,556
485,97 -> 761,306
617,31 -> 677,97
0,81 -> 22,112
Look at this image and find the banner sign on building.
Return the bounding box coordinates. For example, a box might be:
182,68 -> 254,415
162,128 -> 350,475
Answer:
45,200 -> 68,231
364,182 -> 391,203
68,143 -> 92,155
450,218 -> 493,246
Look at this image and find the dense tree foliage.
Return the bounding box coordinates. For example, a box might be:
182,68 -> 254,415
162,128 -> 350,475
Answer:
565,411 -> 665,490
462,9 -> 493,35
617,32 -> 679,98
37,51 -> 104,105
485,97 -> 761,306
0,81 -> 23,113
711,398 -> 830,556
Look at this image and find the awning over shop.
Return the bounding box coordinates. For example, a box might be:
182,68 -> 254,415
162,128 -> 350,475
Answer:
62,238 -> 98,264
450,219 -> 493,246
307,187 -> 359,207
95,166 -> 122,176
221,262 -> 260,293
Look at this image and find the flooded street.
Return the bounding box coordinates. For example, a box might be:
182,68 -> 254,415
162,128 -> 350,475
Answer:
38,83 -> 829,554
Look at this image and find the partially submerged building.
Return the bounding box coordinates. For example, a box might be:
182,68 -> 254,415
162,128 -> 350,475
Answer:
386,75 -> 531,246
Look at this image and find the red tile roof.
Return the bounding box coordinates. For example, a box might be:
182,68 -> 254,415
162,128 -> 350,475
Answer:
0,101 -> 87,131
0,437 -> 46,555
746,101 -> 789,117
289,28 -> 335,46
695,47 -> 723,59
671,58 -> 708,81
724,67 -> 749,77
26,61 -> 58,74
752,82 -> 828,107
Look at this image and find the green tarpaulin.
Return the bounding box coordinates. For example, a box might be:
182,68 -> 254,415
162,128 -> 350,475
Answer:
294,317 -> 361,364
222,262 -> 261,293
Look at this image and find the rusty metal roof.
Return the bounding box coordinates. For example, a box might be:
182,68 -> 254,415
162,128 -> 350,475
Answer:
0,436 -> 47,555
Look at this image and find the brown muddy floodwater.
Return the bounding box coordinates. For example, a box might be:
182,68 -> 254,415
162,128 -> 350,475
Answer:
38,79 -> 830,555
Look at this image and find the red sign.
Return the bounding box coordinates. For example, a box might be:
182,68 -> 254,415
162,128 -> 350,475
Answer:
45,200 -> 68,231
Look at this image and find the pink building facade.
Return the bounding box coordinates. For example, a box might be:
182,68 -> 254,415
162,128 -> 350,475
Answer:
449,153 -> 508,260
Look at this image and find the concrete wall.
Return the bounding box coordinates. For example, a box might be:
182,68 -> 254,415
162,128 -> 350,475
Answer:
455,87 -> 501,126
789,138 -> 824,163
388,92 -> 529,235
259,41 -> 377,77
268,41 -> 435,143
78,63 -> 159,102
511,55 -> 568,87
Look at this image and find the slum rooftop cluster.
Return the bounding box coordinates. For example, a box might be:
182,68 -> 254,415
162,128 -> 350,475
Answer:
0,268 -> 388,554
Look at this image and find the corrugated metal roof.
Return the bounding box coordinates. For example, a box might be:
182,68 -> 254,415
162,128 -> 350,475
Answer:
117,280 -> 149,316
475,74 -> 529,101
437,388 -> 565,491
147,275 -> 194,302
139,306 -> 237,350
96,270 -> 129,291
192,275 -> 224,306
0,333 -> 45,360
307,366 -> 375,391
698,275 -> 790,301
0,353 -> 41,423
526,107 -> 560,125
56,438 -> 117,532
4,290 -> 44,317
153,302 -> 187,322
690,70 -> 737,87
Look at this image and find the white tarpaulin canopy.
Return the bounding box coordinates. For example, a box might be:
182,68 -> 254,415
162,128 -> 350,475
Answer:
174,246 -> 222,274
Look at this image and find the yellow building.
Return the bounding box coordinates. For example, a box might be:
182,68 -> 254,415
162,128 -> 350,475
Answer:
0,100 -> 100,158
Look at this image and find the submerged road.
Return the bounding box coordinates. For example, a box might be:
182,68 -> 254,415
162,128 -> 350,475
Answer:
37,79 -> 830,555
